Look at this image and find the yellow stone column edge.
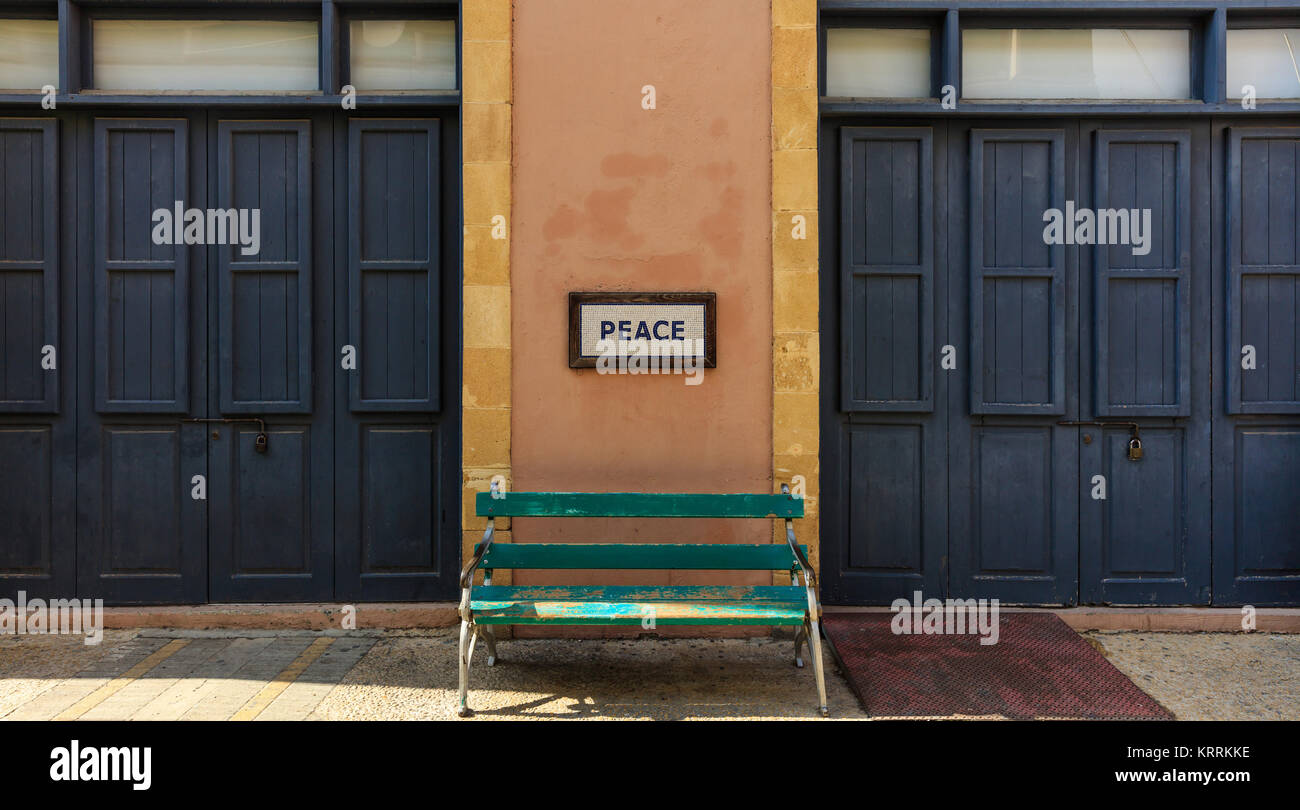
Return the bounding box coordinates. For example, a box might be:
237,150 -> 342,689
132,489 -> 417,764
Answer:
463,0 -> 513,588
771,0 -> 820,586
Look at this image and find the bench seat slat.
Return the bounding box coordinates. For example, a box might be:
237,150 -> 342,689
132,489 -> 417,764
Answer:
473,585 -> 805,603
470,599 -> 806,626
476,492 -> 804,518
476,543 -> 808,570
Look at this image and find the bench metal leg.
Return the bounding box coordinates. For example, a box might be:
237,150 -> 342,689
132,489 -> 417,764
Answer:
478,626 -> 498,666
793,623 -> 807,668
807,617 -> 829,717
457,620 -> 474,717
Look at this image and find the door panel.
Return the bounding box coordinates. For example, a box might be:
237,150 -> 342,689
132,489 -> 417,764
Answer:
349,119 -> 441,413
336,117 -> 458,601
78,117 -> 206,604
843,422 -> 933,572
0,117 -> 74,600
1233,428 -> 1300,566
950,124 -> 1078,604
1093,130 -> 1191,418
95,120 -> 189,414
0,119 -> 59,413
840,127 -> 933,413
217,121 -> 312,415
1228,129 -> 1300,414
1082,421 -> 1209,603
208,117 -> 331,602
1215,126 -> 1300,604
824,124 -> 947,603
969,129 -> 1067,416
955,419 -> 1078,604
1079,123 -> 1210,605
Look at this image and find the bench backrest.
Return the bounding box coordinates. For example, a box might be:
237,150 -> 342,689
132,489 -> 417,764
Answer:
474,543 -> 809,570
475,492 -> 804,519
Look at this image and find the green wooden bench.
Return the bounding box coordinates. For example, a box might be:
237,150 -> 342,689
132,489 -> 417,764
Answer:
456,483 -> 827,717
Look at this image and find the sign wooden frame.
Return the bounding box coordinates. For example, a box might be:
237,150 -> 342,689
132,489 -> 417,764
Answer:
568,291 -> 717,369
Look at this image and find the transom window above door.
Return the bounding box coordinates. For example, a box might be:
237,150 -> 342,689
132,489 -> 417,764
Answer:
1226,28 -> 1300,100
962,28 -> 1192,100
0,19 -> 58,91
820,5 -> 1300,109
825,27 -> 932,98
348,19 -> 456,91
92,19 -> 321,92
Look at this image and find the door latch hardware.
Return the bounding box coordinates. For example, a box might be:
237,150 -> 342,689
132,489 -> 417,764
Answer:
186,417 -> 270,453
1057,420 -> 1144,461
1127,435 -> 1144,461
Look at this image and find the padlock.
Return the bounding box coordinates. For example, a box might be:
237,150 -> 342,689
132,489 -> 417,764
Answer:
254,432 -> 268,453
1127,436 -> 1143,461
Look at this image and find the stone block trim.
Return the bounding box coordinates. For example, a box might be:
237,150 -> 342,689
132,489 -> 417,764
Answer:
771,0 -> 820,578
463,0 -> 514,582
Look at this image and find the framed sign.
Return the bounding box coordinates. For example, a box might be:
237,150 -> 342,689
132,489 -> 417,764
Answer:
568,292 -> 717,369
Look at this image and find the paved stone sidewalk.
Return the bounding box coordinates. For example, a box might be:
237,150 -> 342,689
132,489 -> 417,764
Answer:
0,631 -> 378,721
0,629 -> 1294,720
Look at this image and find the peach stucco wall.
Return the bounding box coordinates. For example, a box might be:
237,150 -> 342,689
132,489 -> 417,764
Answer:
510,0 -> 774,594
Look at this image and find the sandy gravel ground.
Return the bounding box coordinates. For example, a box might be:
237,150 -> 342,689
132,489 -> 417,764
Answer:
1085,631 -> 1299,720
311,630 -> 862,720
1,628 -> 1294,721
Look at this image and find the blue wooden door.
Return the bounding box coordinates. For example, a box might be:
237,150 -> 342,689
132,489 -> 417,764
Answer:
1214,126 -> 1300,605
2,108 -> 459,606
77,116 -> 207,604
1078,122 -> 1211,605
823,125 -> 948,604
827,118 -> 1297,607
0,117 -> 76,601
947,124 -> 1080,605
825,121 -> 1082,605
207,116 -> 333,602
334,117 -> 460,600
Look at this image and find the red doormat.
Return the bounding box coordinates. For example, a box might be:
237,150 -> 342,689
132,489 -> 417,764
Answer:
822,612 -> 1172,720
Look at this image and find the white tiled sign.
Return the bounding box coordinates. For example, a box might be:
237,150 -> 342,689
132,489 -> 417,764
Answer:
577,302 -> 707,359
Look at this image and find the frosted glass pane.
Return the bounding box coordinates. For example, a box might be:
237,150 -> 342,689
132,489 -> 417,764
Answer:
963,29 -> 1191,100
350,20 -> 456,90
0,19 -> 58,90
94,20 -> 319,91
1227,29 -> 1300,99
826,28 -> 931,97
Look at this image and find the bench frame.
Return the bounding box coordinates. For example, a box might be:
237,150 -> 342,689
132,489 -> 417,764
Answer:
456,482 -> 827,717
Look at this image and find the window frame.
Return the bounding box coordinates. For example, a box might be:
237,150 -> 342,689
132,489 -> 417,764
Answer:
340,4 -> 459,94
0,0 -> 459,107
84,13 -> 325,94
818,2 -> 1300,116
957,16 -> 1202,103
0,11 -> 61,93
1224,15 -> 1300,101
820,13 -> 946,100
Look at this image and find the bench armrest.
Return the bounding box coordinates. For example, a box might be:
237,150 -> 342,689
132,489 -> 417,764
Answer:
459,520 -> 494,591
458,519 -> 495,622
780,483 -> 820,625
785,519 -> 817,589
780,483 -> 816,588
460,480 -> 503,618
